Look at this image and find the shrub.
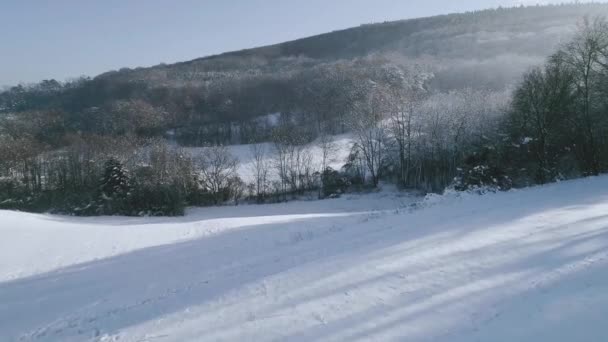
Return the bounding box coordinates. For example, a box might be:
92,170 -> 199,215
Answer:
321,167 -> 350,198
128,180 -> 186,216
453,149 -> 512,192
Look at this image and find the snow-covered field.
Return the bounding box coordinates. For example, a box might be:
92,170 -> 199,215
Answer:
182,134 -> 355,183
1,177 -> 608,341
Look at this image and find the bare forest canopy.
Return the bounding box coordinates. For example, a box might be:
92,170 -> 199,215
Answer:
2,3 -> 608,146
4,3 -> 608,216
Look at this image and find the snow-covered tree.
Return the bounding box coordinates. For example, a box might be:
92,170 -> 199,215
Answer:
99,158 -> 130,213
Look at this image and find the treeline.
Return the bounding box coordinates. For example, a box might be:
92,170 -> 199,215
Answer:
3,3 -> 607,148
0,133 -> 250,216
0,74 -> 506,215
0,128 -> 356,216
456,17 -> 608,190
295,61 -> 511,193
5,16 -> 608,216
0,53 -> 514,215
0,58 -> 399,146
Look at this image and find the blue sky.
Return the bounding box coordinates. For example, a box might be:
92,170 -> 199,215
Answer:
0,0 -> 588,85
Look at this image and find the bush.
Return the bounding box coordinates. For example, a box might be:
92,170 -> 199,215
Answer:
453,149 -> 512,192
227,176 -> 246,205
128,180 -> 186,216
321,167 -> 350,198
0,177 -> 25,202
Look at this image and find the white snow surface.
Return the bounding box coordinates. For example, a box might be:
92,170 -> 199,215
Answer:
2,177 -> 608,341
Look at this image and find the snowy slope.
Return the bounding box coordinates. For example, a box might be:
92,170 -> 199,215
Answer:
1,177 -> 608,341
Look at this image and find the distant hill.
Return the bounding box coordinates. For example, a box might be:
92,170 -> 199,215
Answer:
97,3 -> 608,90
3,3 -> 608,145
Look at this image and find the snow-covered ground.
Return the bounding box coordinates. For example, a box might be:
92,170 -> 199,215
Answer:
1,177 -> 608,341
183,134 -> 355,183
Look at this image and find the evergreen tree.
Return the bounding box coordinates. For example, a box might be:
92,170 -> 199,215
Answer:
99,158 -> 130,214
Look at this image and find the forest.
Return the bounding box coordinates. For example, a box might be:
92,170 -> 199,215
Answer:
2,3 -> 608,215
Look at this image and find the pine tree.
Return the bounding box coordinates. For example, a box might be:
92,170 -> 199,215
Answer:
99,158 -> 130,214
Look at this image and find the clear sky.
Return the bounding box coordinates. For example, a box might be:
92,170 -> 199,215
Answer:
0,0 -> 591,86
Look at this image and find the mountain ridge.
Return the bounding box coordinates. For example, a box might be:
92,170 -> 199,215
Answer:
97,2 -> 608,81
3,2 -> 608,147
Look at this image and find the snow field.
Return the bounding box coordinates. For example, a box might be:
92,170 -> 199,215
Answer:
1,177 -> 607,341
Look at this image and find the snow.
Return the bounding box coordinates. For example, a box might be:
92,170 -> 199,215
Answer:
1,176 -> 608,341
522,136 -> 534,145
184,134 -> 355,184
253,113 -> 282,127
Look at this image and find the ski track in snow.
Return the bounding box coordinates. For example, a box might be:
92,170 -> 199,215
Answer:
1,178 -> 608,341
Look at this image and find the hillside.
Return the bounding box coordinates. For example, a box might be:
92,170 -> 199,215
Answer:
100,3 -> 608,89
2,175 -> 607,341
6,3 -> 608,217
3,6 -> 608,341
3,3 -> 608,144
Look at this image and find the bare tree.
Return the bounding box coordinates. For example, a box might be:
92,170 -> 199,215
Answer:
272,123 -> 315,199
510,61 -> 575,183
387,70 -> 429,187
316,133 -> 338,197
348,82 -> 390,187
272,130 -> 291,201
199,145 -> 238,204
559,17 -> 608,174
248,142 -> 270,202
319,133 -> 338,173
228,176 -> 246,205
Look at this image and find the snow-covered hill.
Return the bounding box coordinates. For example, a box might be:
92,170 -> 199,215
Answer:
1,177 -> 608,341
